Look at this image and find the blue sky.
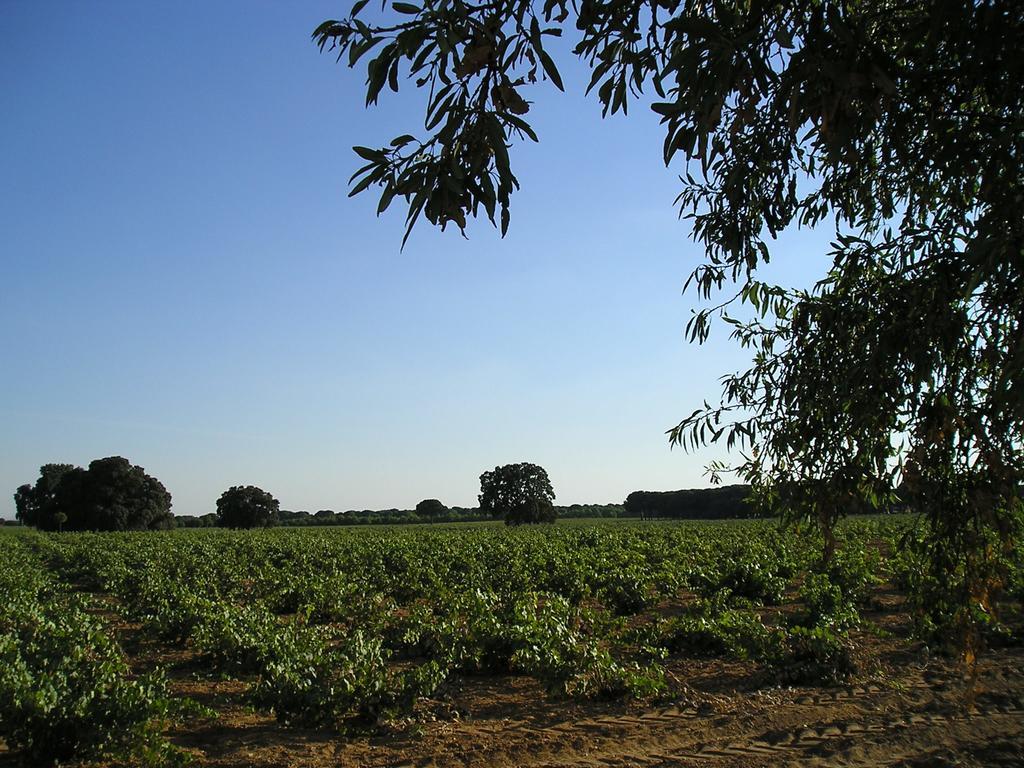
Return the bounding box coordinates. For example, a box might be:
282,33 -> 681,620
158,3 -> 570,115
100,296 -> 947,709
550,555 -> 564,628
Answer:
0,2 -> 832,517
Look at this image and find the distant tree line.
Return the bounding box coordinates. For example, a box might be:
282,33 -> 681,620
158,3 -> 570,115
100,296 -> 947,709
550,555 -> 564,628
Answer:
13,457 -> 806,532
622,484 -> 905,520
624,486 -> 757,520
178,503 -> 626,528
276,506 -> 485,527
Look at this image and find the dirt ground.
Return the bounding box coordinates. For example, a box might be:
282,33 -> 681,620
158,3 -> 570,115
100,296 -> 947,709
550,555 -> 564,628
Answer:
162,596 -> 1024,767
156,648 -> 1024,768
5,592 -> 1024,767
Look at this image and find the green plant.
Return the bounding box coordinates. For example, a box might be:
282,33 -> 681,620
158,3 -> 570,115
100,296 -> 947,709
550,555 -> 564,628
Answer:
0,548 -> 203,765
769,625 -> 856,686
658,601 -> 772,661
794,572 -> 860,632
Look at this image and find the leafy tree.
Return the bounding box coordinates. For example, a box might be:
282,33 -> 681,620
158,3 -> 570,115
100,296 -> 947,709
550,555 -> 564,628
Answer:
14,459 -> 172,532
315,1 -> 1024,658
216,485 -> 280,529
13,464 -> 76,529
64,457 -> 174,532
479,462 -> 556,525
13,485 -> 33,524
415,498 -> 447,521
624,486 -> 753,520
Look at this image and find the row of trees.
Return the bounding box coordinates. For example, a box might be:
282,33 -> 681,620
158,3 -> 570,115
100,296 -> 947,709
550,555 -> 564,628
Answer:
214,501 -> 624,527
624,486 -> 756,520
14,459 -> 775,531
12,460 -> 280,532
12,460 -> 561,529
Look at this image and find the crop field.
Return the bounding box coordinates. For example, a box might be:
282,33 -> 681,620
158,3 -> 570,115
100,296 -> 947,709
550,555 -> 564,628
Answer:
2,519 -> 1024,767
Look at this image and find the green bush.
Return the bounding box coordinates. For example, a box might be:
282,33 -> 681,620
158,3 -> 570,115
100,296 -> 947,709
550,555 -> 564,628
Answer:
794,572 -> 860,632
0,582 -> 198,765
252,630 -> 448,728
825,542 -> 882,607
769,625 -> 856,685
659,607 -> 772,660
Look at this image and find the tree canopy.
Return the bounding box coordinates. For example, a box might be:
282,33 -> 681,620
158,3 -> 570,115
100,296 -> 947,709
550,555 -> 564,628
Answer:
14,458 -> 173,532
479,462 -> 556,525
415,498 -> 448,520
624,485 -> 755,520
315,0 -> 1024,654
14,463 -> 76,529
215,485 -> 280,529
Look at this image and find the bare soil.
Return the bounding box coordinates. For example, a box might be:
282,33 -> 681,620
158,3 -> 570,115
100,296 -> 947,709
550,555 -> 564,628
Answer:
152,648 -> 1024,768
5,590 -> 1024,767
156,599 -> 1024,766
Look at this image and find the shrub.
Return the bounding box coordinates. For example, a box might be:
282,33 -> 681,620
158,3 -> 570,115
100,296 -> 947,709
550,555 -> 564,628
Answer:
658,602 -> 772,660
215,485 -> 280,528
0,558 -> 199,765
794,572 -> 860,632
769,625 -> 856,685
479,462 -> 556,525
14,458 -> 173,531
825,542 -> 882,607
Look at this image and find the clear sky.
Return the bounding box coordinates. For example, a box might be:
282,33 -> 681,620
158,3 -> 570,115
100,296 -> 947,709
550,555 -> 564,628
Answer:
0,1 -> 832,518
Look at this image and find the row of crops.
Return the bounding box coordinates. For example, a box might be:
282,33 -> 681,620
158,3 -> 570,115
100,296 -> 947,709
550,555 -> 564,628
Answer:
0,538 -> 205,765
2,518 -> 1022,765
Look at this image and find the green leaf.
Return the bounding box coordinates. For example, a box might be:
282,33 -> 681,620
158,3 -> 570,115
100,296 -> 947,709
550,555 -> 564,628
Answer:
348,171 -> 379,197
377,186 -> 397,214
388,60 -> 400,92
529,17 -> 542,49
651,102 -> 681,117
504,114 -> 538,142
538,50 -> 564,91
352,146 -> 386,162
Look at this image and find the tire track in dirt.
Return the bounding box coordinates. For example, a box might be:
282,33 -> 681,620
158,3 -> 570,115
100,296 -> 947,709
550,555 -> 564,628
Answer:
481,691 -> 898,767
488,665 -> 1024,768
657,694 -> 1024,767
368,657 -> 1024,768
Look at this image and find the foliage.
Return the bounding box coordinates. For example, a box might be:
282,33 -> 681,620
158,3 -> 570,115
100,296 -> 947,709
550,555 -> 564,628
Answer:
691,537 -> 794,605
0,541 -> 200,765
192,602 -> 310,674
415,497 -> 448,520
479,462 -> 556,525
314,0 -> 1024,661
656,602 -> 772,661
252,630 -> 448,728
823,537 -> 882,608
14,458 -> 172,532
624,485 -> 753,520
770,625 -> 856,686
13,464 -> 75,529
793,572 -> 859,633
174,513 -> 219,528
15,515 -> 1020,753
890,518 -> 1022,654
274,502 -> 626,526
216,485 -> 280,529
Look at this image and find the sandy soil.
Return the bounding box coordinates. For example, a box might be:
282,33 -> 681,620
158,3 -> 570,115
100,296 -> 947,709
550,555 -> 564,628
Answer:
161,597 -> 1024,767
153,648 -> 1024,768
4,590 -> 1024,767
